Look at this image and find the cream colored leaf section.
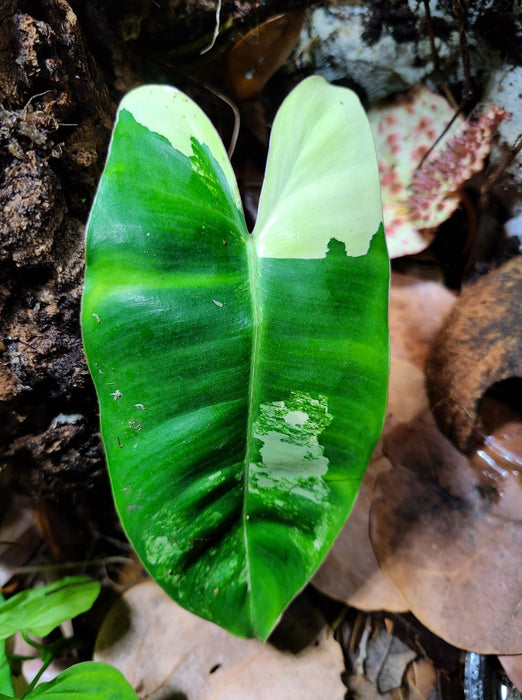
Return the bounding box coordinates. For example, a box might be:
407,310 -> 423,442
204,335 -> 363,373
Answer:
253,76 -> 382,259
118,84 -> 242,210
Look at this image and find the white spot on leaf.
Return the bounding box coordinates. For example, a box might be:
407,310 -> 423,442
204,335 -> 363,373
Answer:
250,392 -> 333,504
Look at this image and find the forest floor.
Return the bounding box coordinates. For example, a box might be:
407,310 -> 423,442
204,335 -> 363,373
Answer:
1,1 -> 522,698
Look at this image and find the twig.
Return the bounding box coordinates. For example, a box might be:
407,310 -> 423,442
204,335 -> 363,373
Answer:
200,0 -> 222,54
480,133 -> 522,205
12,555 -> 133,574
423,0 -> 457,108
202,83 -> 240,158
452,0 -> 474,103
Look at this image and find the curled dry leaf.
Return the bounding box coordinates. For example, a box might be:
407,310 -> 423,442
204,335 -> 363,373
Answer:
426,256 -> 522,453
313,275 -> 454,611
363,623 -> 417,693
404,658 -> 441,700
370,412 -> 522,654
94,579 -> 346,699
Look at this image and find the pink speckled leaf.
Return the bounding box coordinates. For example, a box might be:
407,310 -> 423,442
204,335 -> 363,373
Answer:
369,86 -> 508,258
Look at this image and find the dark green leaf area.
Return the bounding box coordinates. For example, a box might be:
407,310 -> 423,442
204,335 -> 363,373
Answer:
84,289 -> 253,637
243,226 -> 389,636
86,110 -> 247,282
82,112 -> 255,636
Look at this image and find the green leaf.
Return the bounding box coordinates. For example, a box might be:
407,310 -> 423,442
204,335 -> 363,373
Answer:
82,76 -> 389,639
24,662 -> 138,699
0,595 -> 14,697
0,642 -> 13,698
0,576 -> 100,641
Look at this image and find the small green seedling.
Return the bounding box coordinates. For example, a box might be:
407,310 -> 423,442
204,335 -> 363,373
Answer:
0,576 -> 137,699
82,76 -> 389,639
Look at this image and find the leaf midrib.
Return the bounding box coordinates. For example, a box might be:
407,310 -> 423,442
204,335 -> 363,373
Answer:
243,235 -> 261,631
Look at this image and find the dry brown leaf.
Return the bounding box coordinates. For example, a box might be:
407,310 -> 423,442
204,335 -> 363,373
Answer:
227,12 -> 305,100
370,412 -> 522,654
346,673 -> 394,700
313,275 -> 454,611
313,453 -> 408,613
499,654 -> 522,692
404,659 -> 440,700
389,273 -> 456,370
364,625 -> 417,693
94,579 -> 346,699
426,256 -> 522,452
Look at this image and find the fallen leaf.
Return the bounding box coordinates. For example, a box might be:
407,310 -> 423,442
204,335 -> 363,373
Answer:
228,13 -> 305,100
313,275 -> 454,611
364,624 -> 417,693
389,273 -> 456,369
499,654 -> 522,693
404,658 -> 441,700
313,454 -> 409,613
94,579 -> 346,699
370,412 -> 522,654
346,673 -> 394,700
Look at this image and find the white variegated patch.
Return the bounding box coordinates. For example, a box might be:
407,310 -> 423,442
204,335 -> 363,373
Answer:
118,85 -> 242,211
253,76 -> 383,259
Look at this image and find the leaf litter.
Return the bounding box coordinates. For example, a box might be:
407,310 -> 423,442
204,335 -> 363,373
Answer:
94,579 -> 346,700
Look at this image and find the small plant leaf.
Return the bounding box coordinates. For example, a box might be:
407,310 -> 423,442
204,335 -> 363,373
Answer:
0,576 -> 100,641
82,77 -> 389,639
0,596 -> 14,697
0,656 -> 12,699
24,662 -> 138,699
0,646 -> 12,698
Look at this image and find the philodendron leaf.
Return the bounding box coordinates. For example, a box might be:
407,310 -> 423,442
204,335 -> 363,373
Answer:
24,662 -> 138,699
82,76 -> 389,639
0,576 -> 100,641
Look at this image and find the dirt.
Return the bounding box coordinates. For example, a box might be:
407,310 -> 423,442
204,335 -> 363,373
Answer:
0,0 -> 113,520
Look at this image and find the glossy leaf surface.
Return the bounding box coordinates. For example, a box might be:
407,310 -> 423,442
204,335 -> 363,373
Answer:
0,652 -> 11,699
0,595 -> 14,697
25,662 -> 138,699
82,77 -> 389,639
0,576 -> 100,641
